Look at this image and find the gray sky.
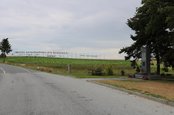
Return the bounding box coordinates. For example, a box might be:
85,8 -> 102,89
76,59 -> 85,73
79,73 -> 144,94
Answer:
0,0 -> 141,59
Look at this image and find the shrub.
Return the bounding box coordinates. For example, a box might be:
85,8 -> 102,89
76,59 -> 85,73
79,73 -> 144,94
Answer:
136,67 -> 140,73
91,67 -> 103,76
121,70 -> 125,76
0,53 -> 6,58
162,67 -> 168,72
106,66 -> 113,75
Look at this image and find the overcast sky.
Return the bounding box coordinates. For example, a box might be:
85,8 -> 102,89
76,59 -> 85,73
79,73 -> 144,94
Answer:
0,0 -> 141,59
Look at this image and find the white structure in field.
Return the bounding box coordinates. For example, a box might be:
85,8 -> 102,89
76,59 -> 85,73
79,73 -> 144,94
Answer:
12,51 -> 99,59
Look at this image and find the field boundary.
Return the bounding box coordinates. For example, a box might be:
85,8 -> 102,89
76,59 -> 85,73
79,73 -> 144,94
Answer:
89,80 -> 174,107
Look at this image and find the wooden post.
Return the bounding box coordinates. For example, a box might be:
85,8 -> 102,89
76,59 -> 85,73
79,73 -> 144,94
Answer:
67,64 -> 71,73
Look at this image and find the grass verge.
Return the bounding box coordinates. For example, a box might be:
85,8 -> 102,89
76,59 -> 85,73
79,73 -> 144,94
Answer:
94,79 -> 174,101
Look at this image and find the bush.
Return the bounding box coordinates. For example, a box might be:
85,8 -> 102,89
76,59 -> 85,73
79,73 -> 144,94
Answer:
121,70 -> 125,76
91,67 -> 103,76
162,67 -> 169,72
136,67 -> 140,73
0,53 -> 6,58
106,66 -> 113,75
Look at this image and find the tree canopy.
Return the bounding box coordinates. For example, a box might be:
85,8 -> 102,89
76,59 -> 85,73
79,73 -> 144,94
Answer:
119,0 -> 174,73
0,38 -> 12,58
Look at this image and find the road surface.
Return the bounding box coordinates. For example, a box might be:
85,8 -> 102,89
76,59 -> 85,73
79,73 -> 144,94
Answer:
0,64 -> 173,115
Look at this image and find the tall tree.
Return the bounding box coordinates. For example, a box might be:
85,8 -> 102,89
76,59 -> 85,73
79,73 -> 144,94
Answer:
0,38 -> 12,62
119,0 -> 174,74
162,1 -> 174,68
164,1 -> 174,31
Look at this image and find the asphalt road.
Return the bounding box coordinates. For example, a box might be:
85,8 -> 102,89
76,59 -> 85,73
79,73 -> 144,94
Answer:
0,64 -> 173,115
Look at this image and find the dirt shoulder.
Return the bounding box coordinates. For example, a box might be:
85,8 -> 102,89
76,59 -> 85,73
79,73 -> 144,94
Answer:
91,79 -> 174,106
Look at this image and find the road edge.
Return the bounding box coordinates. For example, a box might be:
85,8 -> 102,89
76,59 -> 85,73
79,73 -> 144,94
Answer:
88,80 -> 174,107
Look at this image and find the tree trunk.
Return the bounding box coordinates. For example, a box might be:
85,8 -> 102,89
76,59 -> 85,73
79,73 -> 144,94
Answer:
1,53 -> 6,63
156,53 -> 160,75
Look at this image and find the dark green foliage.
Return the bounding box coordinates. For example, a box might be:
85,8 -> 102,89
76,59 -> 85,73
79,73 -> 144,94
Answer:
106,66 -> 113,75
0,38 -> 12,56
130,60 -> 137,69
91,67 -> 103,76
121,70 -> 125,76
0,53 -> 6,58
162,48 -> 174,69
0,38 -> 12,62
136,67 -> 140,73
162,1 -> 174,31
162,67 -> 169,72
119,0 -> 174,73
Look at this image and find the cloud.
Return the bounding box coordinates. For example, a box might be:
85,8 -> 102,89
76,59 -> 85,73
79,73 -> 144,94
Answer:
0,0 -> 141,59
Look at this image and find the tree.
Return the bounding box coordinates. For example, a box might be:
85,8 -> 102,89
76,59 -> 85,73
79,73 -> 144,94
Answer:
0,38 -> 12,62
161,1 -> 174,68
119,0 -> 174,74
164,1 -> 174,31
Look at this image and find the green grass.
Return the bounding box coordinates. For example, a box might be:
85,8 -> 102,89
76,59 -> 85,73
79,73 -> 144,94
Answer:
1,56 -> 173,78
0,57 -> 135,78
3,56 -> 130,65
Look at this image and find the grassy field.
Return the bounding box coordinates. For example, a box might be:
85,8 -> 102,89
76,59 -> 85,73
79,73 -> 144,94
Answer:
94,80 -> 174,101
0,56 -> 173,78
0,56 -> 135,78
3,56 -> 130,65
